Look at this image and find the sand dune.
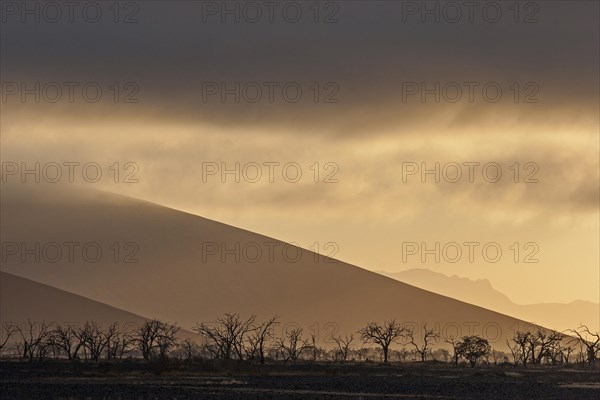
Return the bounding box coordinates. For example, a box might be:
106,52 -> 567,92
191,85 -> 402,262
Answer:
1,183 -> 556,349
0,271 -> 147,329
0,271 -> 197,343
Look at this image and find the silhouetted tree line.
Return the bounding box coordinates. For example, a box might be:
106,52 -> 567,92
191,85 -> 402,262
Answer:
0,320 -> 179,362
0,316 -> 598,368
507,325 -> 600,367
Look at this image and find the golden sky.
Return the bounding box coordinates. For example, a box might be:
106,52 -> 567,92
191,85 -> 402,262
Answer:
1,1 -> 598,304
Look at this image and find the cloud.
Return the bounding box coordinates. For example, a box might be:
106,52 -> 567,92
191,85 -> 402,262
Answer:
1,1 -> 598,134
1,0 -> 598,304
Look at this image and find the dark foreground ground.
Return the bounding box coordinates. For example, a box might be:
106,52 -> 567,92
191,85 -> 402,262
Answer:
1,360 -> 599,400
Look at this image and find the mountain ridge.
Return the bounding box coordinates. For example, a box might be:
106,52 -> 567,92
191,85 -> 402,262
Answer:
380,269 -> 599,332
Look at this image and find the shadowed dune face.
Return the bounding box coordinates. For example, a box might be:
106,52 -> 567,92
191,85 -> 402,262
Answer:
0,271 -> 147,330
0,272 -> 197,343
1,183 -> 546,349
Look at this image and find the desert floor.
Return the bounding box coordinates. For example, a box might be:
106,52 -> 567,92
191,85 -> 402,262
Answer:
2,361 -> 599,399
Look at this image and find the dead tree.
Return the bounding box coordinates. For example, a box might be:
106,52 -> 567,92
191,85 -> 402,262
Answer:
245,316 -> 279,364
306,333 -> 320,362
569,324 -> 600,367
156,324 -> 180,359
106,329 -> 133,360
332,334 -> 355,362
277,327 -> 307,364
15,320 -> 51,361
48,324 -> 83,360
134,320 -> 162,360
509,331 -> 533,367
557,342 -> 576,365
507,328 -> 566,366
179,338 -> 202,363
194,314 -> 255,360
405,324 -> 439,362
358,320 -> 405,363
355,347 -> 369,361
444,335 -> 461,365
506,339 -> 520,365
525,328 -> 564,364
394,347 -> 410,362
134,319 -> 180,360
75,322 -> 118,362
543,332 -> 569,365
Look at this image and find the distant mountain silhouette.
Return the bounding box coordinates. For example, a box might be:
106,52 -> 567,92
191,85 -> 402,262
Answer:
380,269 -> 599,332
1,183 -> 562,349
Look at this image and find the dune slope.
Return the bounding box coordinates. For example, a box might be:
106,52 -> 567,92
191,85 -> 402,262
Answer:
1,184 -> 549,348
